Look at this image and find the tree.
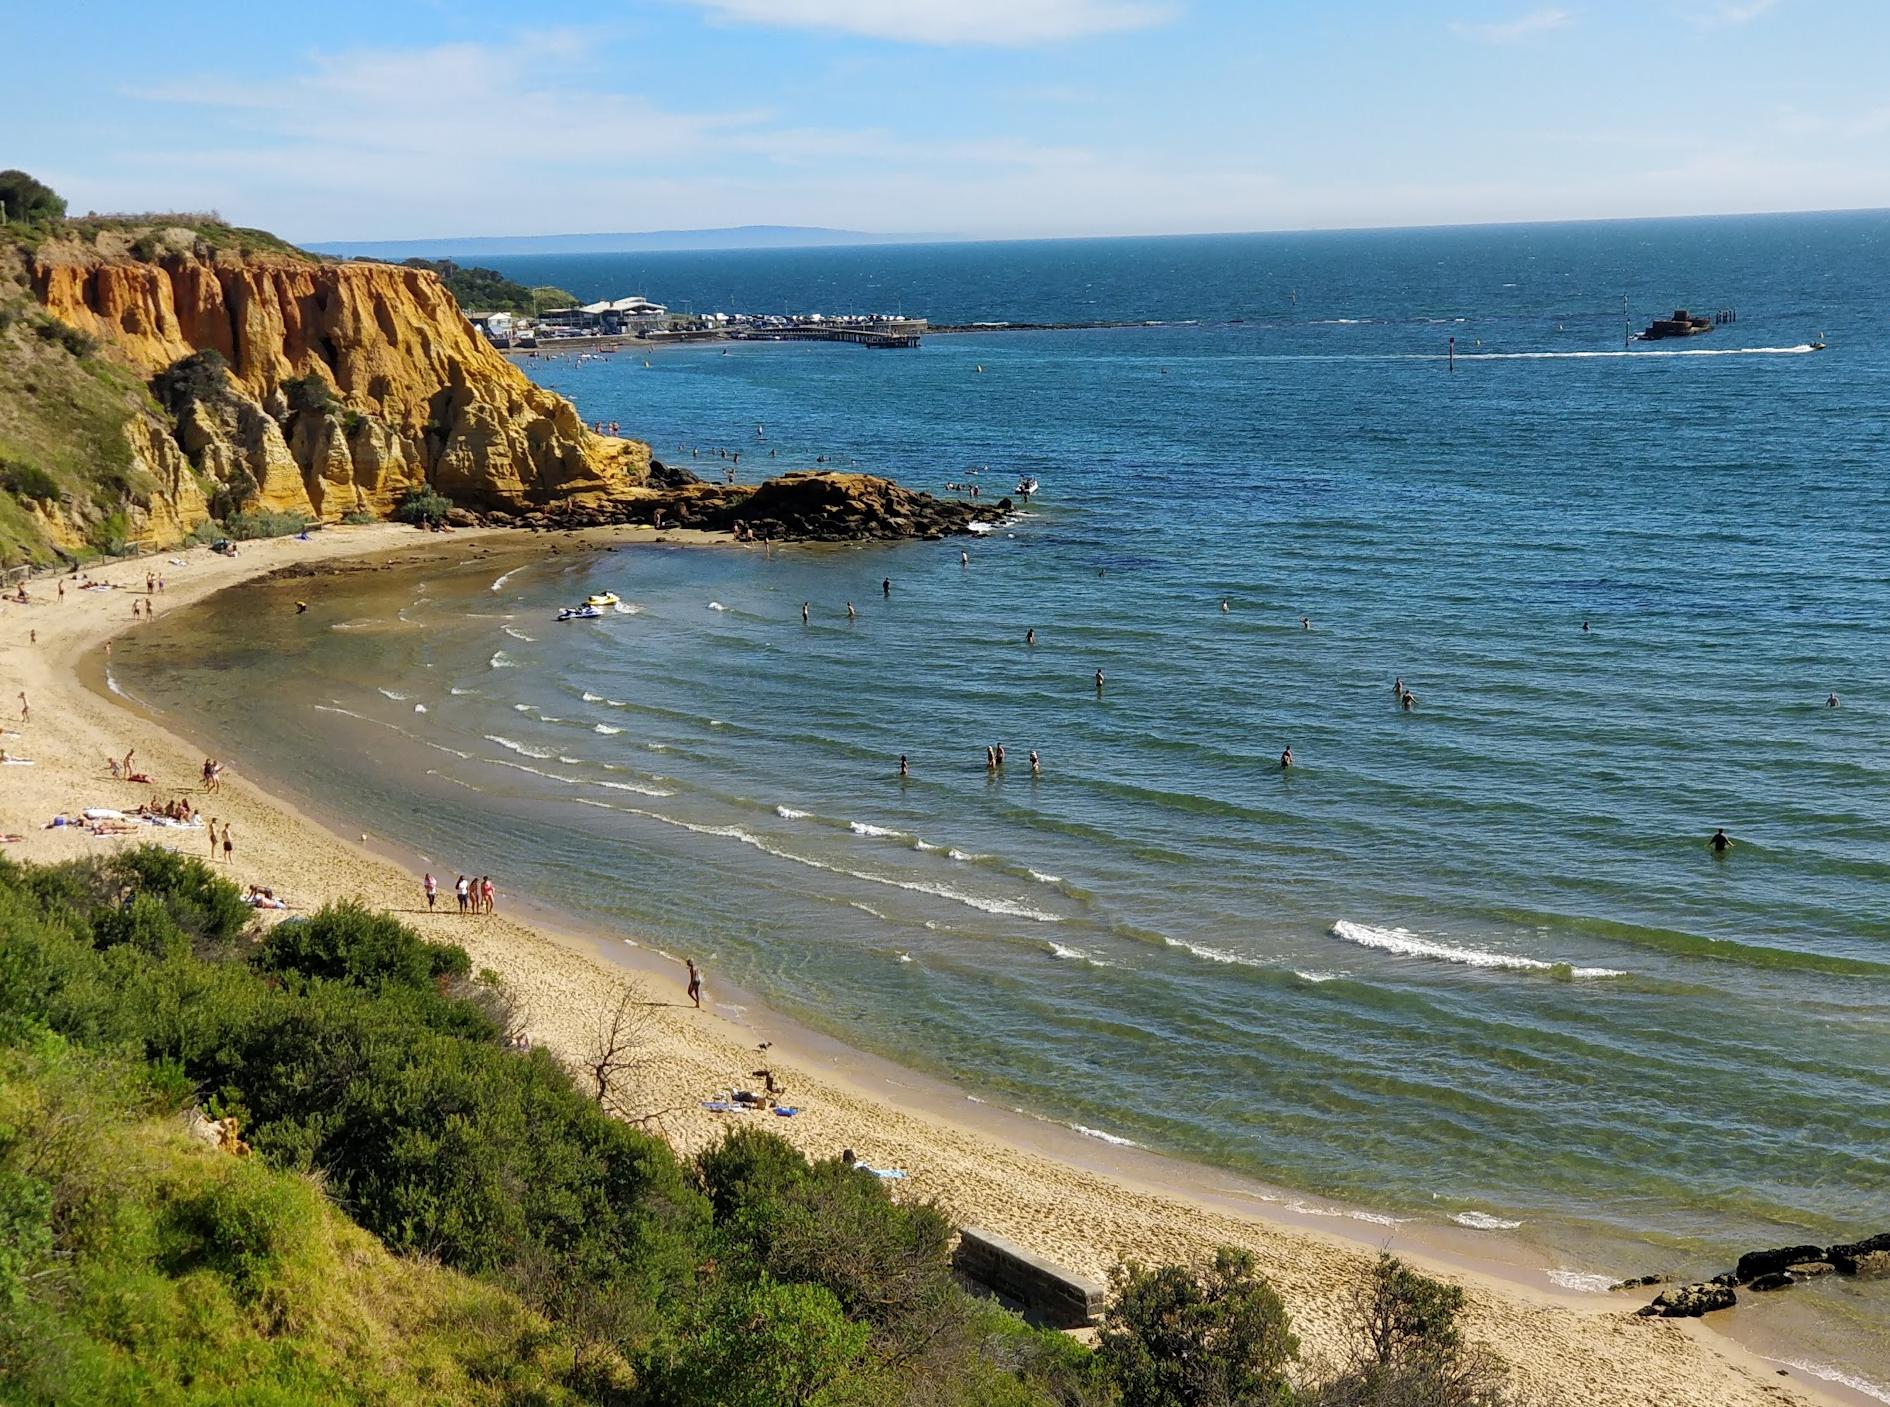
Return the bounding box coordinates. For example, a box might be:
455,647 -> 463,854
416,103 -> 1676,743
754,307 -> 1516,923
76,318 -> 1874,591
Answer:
1301,1255 -> 1506,1407
0,171 -> 65,225
583,980 -> 668,1122
1099,1247 -> 1298,1407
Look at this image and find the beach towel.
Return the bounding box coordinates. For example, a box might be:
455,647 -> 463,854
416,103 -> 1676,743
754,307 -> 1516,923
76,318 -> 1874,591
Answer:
862,1166 -> 907,1180
2,758 -> 35,766
772,1107 -> 799,1117
83,808 -> 128,820
701,1101 -> 745,1113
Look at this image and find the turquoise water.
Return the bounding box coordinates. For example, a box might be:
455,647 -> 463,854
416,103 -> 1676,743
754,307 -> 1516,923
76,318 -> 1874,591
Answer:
121,217 -> 1890,1306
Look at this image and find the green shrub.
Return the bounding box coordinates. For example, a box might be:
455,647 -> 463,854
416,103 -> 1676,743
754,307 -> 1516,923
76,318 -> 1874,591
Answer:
392,485 -> 452,526
222,509 -> 311,540
281,373 -> 336,417
1100,1247 -> 1298,1407
161,1157 -> 320,1301
257,900 -> 467,993
1301,1255 -> 1506,1407
0,460 -> 60,505
340,509 -> 375,525
634,1276 -> 873,1407
151,348 -> 231,414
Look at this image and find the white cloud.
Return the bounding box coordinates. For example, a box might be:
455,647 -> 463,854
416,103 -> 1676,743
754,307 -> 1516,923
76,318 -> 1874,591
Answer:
1688,0 -> 1783,27
1449,7 -> 1573,43
676,0 -> 1174,46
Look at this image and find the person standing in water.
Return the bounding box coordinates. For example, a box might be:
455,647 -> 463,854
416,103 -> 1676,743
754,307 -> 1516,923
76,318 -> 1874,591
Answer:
1220,599 -> 1229,613
985,746 -> 997,771
994,744 -> 1006,767
846,602 -> 856,621
801,602 -> 810,625
685,959 -> 702,1009
1026,628 -> 1036,646
1281,747 -> 1294,768
1827,693 -> 1840,708
961,550 -> 970,567
882,578 -> 891,598
898,754 -> 909,778
1094,669 -> 1105,694
1709,828 -> 1733,854
1029,750 -> 1041,777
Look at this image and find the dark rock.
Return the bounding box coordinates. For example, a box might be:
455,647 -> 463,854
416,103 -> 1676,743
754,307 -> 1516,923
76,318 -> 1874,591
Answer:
1848,1251 -> 1890,1279
647,459 -> 701,489
1638,1282 -> 1736,1318
1787,1261 -> 1835,1279
444,506 -> 481,528
1827,1233 -> 1890,1275
1734,1245 -> 1826,1283
1710,1272 -> 1740,1288
1609,1274 -> 1666,1291
1748,1272 -> 1799,1292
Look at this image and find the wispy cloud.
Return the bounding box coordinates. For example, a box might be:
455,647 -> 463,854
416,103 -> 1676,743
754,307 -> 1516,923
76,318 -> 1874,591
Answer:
676,0 -> 1175,46
1449,7 -> 1573,43
1688,0 -> 1783,27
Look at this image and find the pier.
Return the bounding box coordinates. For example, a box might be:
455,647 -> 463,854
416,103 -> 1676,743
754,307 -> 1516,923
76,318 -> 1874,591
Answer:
735,322 -> 924,348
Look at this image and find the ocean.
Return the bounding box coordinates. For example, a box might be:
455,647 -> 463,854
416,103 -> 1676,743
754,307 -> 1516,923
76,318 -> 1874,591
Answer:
117,213 -> 1889,1380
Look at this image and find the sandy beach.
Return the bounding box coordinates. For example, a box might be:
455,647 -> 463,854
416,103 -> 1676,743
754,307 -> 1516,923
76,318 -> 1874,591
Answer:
0,524 -> 1851,1407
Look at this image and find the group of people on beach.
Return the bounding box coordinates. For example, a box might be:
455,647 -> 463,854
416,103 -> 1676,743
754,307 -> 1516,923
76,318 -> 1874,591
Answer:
422,873 -> 497,915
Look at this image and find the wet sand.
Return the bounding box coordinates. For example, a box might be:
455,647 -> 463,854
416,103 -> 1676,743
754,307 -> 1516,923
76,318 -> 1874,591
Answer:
0,522 -> 1857,1406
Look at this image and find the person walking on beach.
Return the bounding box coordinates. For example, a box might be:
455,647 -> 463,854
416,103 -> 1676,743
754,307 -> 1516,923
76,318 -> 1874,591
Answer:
686,959 -> 702,1009
424,873 -> 437,910
455,875 -> 470,914
481,876 -> 495,914
1709,828 -> 1733,855
208,819 -> 219,859
221,824 -> 234,865
17,693 -> 27,724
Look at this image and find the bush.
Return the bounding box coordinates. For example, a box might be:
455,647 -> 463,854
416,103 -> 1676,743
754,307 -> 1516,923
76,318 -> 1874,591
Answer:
281,373 -> 336,417
392,485 -> 453,527
151,348 -> 231,415
0,459 -> 60,505
1302,1255 -> 1506,1407
634,1277 -> 873,1407
0,171 -> 67,224
256,900 -> 465,993
1100,1247 -> 1298,1407
339,509 -> 375,525
222,509 -> 311,540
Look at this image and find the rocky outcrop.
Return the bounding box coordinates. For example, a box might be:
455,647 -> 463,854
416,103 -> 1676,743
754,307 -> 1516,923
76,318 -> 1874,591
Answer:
477,468 -> 983,543
1732,1244 -> 1826,1283
1827,1233 -> 1890,1275
19,227 -> 647,544
1637,1282 -> 1735,1318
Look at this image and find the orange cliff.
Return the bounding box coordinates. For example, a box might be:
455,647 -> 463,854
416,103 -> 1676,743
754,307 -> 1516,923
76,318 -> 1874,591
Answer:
24,230 -> 648,540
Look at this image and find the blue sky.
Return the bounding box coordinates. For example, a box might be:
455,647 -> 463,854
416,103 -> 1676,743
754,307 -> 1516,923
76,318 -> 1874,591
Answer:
8,0 -> 1888,241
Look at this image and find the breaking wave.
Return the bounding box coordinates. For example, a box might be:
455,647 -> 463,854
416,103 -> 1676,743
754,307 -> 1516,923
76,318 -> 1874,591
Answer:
484,734 -> 555,759
1330,921 -> 1625,978
1451,1211 -> 1522,1231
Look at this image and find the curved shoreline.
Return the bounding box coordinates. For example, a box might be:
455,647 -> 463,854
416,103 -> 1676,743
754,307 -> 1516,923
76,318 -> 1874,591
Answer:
0,524 -> 1865,1407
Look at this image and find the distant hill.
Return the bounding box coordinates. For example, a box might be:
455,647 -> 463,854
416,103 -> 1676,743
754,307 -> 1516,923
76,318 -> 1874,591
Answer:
307,226 -> 936,259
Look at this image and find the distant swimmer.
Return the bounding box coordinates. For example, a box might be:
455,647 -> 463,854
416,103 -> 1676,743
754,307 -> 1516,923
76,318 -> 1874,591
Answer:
1709,828 -> 1733,854
975,364 -> 984,374
1582,621 -> 1590,633
1401,691 -> 1417,711
995,744 -> 1006,767
986,746 -> 997,770
1280,747 -> 1294,768
295,600 -> 308,614
1095,668 -> 1106,693
801,602 -> 810,625
882,577 -> 891,598
899,754 -> 909,778
961,550 -> 970,567
1300,616 -> 1310,630
847,602 -> 856,621
1220,599 -> 1229,612
1026,628 -> 1036,646
1827,693 -> 1840,708
1029,749 -> 1041,776
1393,676 -> 1404,697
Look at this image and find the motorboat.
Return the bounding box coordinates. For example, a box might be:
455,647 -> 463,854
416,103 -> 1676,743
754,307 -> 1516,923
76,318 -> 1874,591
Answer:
585,592 -> 620,608
557,604 -> 603,621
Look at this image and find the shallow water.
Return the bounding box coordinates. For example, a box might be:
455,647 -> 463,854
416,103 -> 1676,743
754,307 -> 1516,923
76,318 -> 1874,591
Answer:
120,213 -> 1889,1383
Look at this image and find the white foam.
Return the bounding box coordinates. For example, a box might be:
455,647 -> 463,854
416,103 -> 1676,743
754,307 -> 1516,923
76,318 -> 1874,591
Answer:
777,805 -> 811,820
502,626 -> 535,642
1545,1269 -> 1614,1293
1451,1211 -> 1522,1231
847,901 -> 886,918
558,755 -> 583,765
708,601 -> 727,611
1330,921 -> 1625,978
377,688 -> 410,701
1166,936 -> 1265,968
450,687 -> 476,696
484,734 -> 556,759
1293,969 -> 1338,983
1026,869 -> 1063,885
1762,1360 -> 1890,1406
594,724 -> 623,735
496,761 -> 672,797
1048,943 -> 1089,961
513,703 -> 536,713
1071,1124 -> 1140,1147
582,691 -> 604,703
413,703 -> 428,714
613,603 -> 640,615
947,848 -> 984,863
1346,1210 -> 1413,1226
489,650 -> 516,669
490,566 -> 524,592
851,822 -> 904,839
913,839 -> 943,852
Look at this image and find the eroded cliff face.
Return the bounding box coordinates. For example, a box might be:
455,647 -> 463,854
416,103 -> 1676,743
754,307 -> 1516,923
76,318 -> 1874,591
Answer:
24,229 -> 647,541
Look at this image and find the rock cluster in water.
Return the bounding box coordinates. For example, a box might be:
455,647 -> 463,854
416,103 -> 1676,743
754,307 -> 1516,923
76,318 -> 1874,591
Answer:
1625,1230 -> 1890,1317
472,468 -> 983,543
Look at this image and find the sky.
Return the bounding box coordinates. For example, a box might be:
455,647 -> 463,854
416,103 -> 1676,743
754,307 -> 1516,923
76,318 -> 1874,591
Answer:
7,0 -> 1889,242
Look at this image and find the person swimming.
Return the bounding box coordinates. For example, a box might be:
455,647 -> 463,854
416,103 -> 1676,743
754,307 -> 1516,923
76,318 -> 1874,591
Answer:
1709,828 -> 1733,854
1827,693 -> 1840,708
1220,599 -> 1229,612
1401,691 -> 1416,710
1280,746 -> 1294,768
1026,628 -> 1036,646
